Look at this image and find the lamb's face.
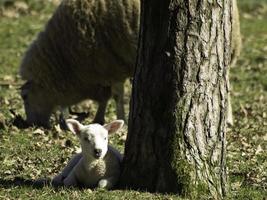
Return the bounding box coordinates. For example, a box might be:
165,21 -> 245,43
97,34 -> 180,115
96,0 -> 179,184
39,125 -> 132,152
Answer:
21,81 -> 53,127
79,124 -> 109,159
66,119 -> 124,160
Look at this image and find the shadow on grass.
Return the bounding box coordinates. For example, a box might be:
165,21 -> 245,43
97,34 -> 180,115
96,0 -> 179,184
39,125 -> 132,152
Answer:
0,177 -> 99,190
9,108 -> 90,130
0,177 -> 52,189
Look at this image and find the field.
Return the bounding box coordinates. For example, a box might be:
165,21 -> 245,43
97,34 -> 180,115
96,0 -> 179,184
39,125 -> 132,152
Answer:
0,0 -> 266,199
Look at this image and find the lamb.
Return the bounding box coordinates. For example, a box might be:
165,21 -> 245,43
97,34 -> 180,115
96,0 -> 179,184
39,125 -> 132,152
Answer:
20,0 -> 140,127
52,119 -> 124,189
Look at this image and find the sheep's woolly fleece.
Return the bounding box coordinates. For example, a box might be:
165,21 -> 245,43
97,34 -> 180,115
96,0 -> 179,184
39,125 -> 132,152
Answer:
20,0 -> 140,97
20,0 -> 241,93
19,0 -> 241,126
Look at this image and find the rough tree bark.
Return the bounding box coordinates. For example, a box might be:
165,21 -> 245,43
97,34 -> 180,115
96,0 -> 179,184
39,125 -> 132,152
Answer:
120,0 -> 232,199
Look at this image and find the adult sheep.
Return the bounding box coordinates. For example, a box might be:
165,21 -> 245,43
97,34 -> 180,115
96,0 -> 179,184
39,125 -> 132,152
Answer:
20,0 -> 140,127
20,0 -> 241,128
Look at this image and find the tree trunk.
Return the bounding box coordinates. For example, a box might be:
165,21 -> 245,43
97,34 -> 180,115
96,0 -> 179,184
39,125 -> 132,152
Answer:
120,0 -> 232,199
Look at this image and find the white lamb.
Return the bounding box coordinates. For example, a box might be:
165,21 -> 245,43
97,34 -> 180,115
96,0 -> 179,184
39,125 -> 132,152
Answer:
52,119 -> 124,189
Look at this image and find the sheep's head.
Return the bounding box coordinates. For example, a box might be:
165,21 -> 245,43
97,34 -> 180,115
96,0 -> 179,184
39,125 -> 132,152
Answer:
20,81 -> 53,128
66,119 -> 124,159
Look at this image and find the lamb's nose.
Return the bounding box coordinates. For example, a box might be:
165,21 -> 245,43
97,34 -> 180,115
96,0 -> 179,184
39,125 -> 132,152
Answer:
94,149 -> 102,158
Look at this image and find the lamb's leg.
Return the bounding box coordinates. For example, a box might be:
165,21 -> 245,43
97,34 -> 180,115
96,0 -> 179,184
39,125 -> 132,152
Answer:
63,170 -> 79,187
52,153 -> 82,186
112,82 -> 125,121
93,100 -> 108,125
98,177 -> 118,189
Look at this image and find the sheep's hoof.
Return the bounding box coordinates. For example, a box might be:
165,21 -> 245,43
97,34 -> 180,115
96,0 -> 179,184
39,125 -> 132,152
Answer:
10,109 -> 30,129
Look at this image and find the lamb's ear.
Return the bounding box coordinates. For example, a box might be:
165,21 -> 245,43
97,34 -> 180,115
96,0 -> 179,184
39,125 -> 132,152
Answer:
66,119 -> 84,136
104,120 -> 124,134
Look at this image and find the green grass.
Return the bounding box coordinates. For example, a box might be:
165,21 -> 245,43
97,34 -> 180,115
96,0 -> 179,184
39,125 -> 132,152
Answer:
227,1 -> 267,199
0,0 -> 267,199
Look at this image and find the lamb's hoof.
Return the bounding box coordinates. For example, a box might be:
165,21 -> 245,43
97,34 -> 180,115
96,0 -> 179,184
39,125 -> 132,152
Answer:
98,179 -> 108,189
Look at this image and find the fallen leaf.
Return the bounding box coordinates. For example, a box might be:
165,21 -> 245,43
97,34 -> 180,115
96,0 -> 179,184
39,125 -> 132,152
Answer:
255,145 -> 263,155
243,13 -> 253,19
119,135 -> 127,142
3,75 -> 14,82
14,1 -> 29,13
53,124 -> 62,138
33,128 -> 45,135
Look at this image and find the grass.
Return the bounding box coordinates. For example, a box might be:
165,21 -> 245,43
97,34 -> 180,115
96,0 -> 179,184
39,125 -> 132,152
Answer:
0,0 -> 267,199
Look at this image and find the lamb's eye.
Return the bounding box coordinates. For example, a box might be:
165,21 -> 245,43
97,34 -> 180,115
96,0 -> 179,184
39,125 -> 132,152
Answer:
84,137 -> 89,142
104,137 -> 107,140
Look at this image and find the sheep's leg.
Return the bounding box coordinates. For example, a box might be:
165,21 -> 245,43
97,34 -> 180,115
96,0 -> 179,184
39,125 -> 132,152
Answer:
93,100 -> 108,125
227,92 -> 233,126
98,177 -> 117,189
59,106 -> 69,130
112,82 -> 125,121
52,153 -> 82,186
226,69 -> 233,126
59,107 -> 69,119
60,153 -> 82,178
